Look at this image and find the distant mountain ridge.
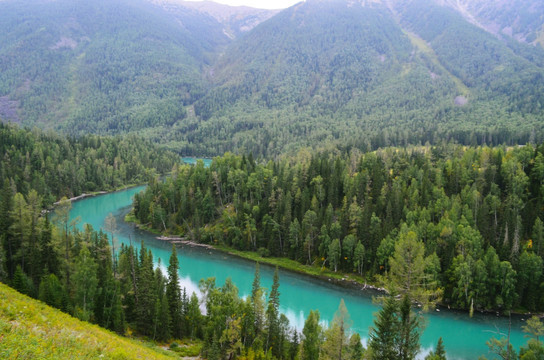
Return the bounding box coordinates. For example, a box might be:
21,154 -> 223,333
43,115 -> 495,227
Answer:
0,0 -> 543,156
153,0 -> 280,38
442,0 -> 544,47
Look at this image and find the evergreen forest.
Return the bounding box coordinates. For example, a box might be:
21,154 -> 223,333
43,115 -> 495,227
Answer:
2,0 -> 544,359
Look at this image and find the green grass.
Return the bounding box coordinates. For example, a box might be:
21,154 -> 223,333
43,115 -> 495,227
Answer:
0,282 -> 177,359
125,211 -> 376,291
405,31 -> 470,96
124,212 -> 162,236
214,245 -> 372,289
169,340 -> 203,357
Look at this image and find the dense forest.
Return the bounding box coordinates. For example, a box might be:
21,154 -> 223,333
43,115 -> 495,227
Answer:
134,144 -> 544,314
1,124 -> 542,358
1,209 -> 542,359
0,122 -> 178,205
0,122 -> 177,278
1,0 -> 544,358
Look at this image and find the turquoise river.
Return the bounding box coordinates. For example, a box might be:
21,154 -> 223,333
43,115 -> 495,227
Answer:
69,185 -> 527,359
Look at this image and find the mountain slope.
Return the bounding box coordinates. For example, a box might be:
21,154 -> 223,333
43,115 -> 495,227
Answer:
0,283 -> 176,359
0,0 -> 228,133
444,0 -> 544,47
1,0 -> 544,156
164,0 -> 544,155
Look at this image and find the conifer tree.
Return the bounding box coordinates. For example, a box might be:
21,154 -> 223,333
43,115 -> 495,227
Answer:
10,193 -> 29,273
0,179 -> 14,278
39,216 -> 58,277
38,273 -> 66,310
186,292 -> 202,339
290,330 -> 300,360
266,267 -> 281,356
328,239 -> 341,272
301,310 -> 322,360
136,243 -> 157,336
321,299 -> 352,360
368,297 -> 399,360
398,295 -> 421,360
348,333 -> 364,360
12,265 -> 33,296
166,245 -> 183,338
154,292 -> 171,342
73,245 -> 98,321
425,337 -> 447,360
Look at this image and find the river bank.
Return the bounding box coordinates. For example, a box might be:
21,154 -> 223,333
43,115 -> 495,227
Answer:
124,211 -> 388,293
70,185 -> 531,358
123,210 -> 544,318
53,183 -> 142,205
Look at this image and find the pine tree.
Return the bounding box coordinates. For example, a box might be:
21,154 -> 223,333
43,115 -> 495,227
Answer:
348,333 -> 364,360
251,262 -> 261,301
12,265 -> 32,296
353,242 -> 365,275
10,193 -> 29,273
388,230 -> 439,310
39,216 -> 58,277
290,330 -> 300,360
73,245 -> 98,321
301,310 -> 322,360
53,197 -> 73,287
103,213 -> 118,276
398,295 -> 421,360
425,337 -> 447,360
26,190 -> 41,285
532,217 -> 543,256
93,231 -> 113,329
266,267 -> 281,357
154,292 -> 171,342
368,297 -> 399,360
136,243 -> 157,336
328,239 -> 341,272
38,273 -> 66,310
186,292 -> 202,339
166,245 -> 183,339
0,179 -> 14,278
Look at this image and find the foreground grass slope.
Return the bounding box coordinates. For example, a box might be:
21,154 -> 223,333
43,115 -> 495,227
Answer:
0,282 -> 176,359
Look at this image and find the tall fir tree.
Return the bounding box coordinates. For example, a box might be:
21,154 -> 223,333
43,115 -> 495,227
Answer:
266,267 -> 281,357
424,337 -> 446,360
0,179 -> 14,278
136,243 -> 157,336
368,296 -> 399,360
166,245 -> 183,339
398,295 -> 422,360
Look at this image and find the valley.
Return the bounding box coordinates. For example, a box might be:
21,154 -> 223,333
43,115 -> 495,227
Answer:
1,1 -> 544,359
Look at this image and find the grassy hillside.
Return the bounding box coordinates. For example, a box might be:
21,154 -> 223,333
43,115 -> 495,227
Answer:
0,282 -> 177,359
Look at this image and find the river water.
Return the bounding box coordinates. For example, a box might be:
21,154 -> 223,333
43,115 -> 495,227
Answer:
69,185 -> 527,359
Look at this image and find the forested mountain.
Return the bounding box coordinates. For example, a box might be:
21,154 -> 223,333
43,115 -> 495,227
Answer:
1,0 -> 544,156
441,0 -> 544,47
0,0 -> 229,132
